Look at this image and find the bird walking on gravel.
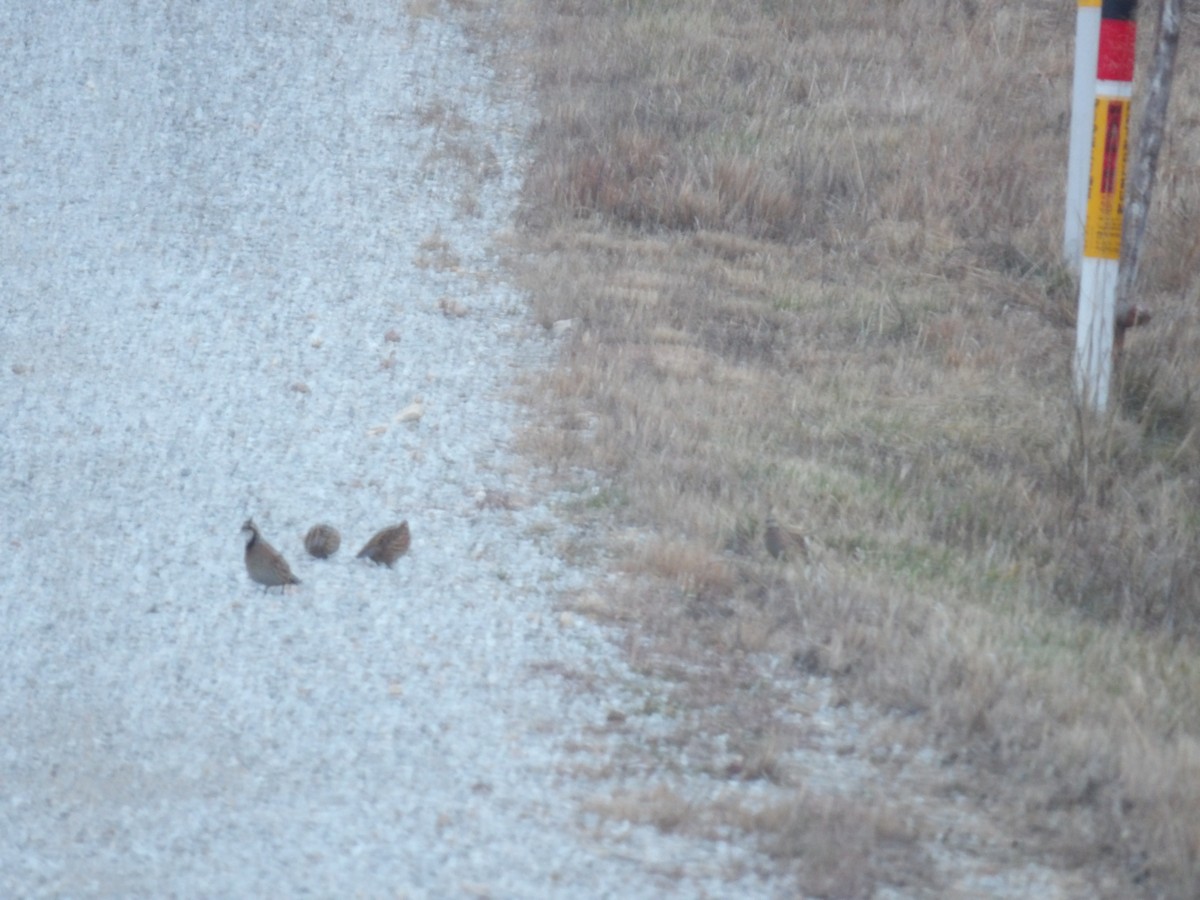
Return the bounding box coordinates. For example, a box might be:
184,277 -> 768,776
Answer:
765,514 -> 808,562
357,521 -> 411,567
304,523 -> 341,559
242,519 -> 301,591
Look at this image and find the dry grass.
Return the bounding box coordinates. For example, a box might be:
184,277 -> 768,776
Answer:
589,785 -> 928,899
479,0 -> 1200,895
749,792 -> 930,899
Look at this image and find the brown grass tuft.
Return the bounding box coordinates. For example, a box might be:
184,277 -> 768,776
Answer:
749,792 -> 928,899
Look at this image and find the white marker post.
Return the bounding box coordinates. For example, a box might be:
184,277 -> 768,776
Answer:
1064,0 -> 1101,272
1075,1 -> 1137,412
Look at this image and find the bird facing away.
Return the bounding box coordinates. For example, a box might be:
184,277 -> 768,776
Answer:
765,514 -> 808,562
304,523 -> 341,559
242,519 -> 301,591
356,521 -> 411,567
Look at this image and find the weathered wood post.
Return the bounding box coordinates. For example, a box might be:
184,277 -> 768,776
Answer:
1116,0 -> 1181,318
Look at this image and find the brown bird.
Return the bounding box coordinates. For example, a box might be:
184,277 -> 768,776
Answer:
241,519 -> 301,591
765,514 -> 808,562
356,521 -> 411,567
304,523 -> 341,559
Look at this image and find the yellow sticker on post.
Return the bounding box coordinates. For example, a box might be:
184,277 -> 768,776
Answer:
1084,96 -> 1129,260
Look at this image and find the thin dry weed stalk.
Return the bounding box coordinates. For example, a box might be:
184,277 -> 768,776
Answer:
501,0 -> 1200,895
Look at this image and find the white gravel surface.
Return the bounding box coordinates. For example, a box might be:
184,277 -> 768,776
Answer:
0,4 -> 784,897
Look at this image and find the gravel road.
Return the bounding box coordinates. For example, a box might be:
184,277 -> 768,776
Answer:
0,4 -> 783,896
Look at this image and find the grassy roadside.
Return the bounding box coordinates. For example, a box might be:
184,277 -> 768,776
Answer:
475,0 -> 1200,894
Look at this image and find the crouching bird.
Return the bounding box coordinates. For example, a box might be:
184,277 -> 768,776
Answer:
357,521 -> 411,567
765,514 -> 809,562
304,523 -> 341,559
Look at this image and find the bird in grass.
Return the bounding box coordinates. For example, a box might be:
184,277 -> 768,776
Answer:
241,519 -> 301,591
357,521 -> 411,567
304,523 -> 341,559
765,514 -> 808,562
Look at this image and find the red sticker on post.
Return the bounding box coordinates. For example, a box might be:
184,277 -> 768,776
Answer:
1097,18 -> 1135,82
